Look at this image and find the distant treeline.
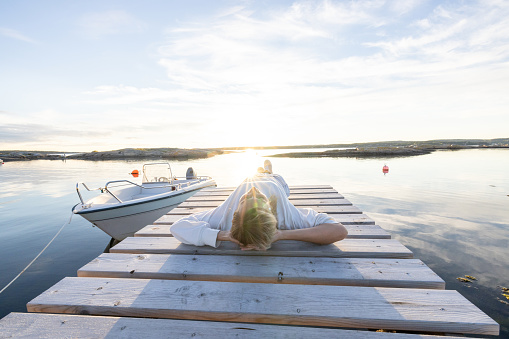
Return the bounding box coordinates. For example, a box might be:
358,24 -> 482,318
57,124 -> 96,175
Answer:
1,138 -> 507,161
216,138 -> 509,150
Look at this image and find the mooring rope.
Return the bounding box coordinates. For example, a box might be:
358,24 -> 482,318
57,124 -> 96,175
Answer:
0,211 -> 74,295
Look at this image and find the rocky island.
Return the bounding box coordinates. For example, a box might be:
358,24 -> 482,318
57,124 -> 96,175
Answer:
265,138 -> 509,159
69,148 -> 223,160
0,148 -> 223,161
269,146 -> 435,158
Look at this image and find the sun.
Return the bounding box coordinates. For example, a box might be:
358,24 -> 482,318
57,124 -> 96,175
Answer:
228,149 -> 267,183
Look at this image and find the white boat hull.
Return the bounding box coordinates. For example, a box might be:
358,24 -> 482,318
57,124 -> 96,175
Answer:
74,179 -> 215,240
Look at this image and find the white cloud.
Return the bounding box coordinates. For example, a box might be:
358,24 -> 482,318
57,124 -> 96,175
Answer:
77,10 -> 146,39
3,0 -> 508,152
284,0 -> 387,27
52,0 -> 509,149
0,27 -> 36,43
375,1 -> 509,57
388,0 -> 427,15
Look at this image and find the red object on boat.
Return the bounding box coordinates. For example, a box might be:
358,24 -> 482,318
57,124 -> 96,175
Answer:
382,165 -> 389,174
131,169 -> 139,177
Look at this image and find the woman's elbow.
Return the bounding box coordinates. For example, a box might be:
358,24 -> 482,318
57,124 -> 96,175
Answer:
338,223 -> 348,241
326,223 -> 348,244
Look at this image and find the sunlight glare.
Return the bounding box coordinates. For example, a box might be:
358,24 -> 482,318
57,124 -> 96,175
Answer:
229,149 -> 266,184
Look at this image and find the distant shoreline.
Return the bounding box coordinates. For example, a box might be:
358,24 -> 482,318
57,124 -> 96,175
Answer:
0,148 -> 224,162
267,145 -> 508,159
1,138 -> 507,161
269,146 -> 434,158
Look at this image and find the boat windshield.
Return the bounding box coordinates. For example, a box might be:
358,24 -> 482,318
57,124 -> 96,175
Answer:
142,163 -> 173,183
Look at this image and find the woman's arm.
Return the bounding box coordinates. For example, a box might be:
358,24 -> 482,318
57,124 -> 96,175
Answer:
170,214 -> 220,247
273,223 -> 348,245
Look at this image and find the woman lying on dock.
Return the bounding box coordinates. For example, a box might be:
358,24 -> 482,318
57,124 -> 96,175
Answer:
170,160 -> 348,250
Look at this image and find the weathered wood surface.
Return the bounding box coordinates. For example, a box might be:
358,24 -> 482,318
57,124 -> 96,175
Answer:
155,213 -> 376,225
197,187 -> 338,195
168,205 -> 362,215
110,237 -> 413,258
287,188 -> 339,194
190,192 -> 344,200
26,277 -> 499,335
202,185 -> 335,190
0,313 -> 469,338
187,194 -> 344,202
344,224 -> 390,238
78,253 -> 444,289
180,198 -> 352,207
194,191 -> 344,200
4,183 -> 497,337
135,224 -> 390,239
287,192 -> 343,199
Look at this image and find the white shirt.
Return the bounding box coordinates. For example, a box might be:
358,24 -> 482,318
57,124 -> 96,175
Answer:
170,174 -> 336,247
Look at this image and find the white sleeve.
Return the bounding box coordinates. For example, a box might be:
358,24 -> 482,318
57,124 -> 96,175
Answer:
289,208 -> 337,229
312,210 -> 337,225
170,213 -> 221,247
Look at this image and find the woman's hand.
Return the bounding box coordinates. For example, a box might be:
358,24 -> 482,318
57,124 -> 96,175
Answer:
218,233 -> 266,251
217,230 -> 242,246
238,230 -> 283,251
217,230 -> 270,250
271,230 -> 283,243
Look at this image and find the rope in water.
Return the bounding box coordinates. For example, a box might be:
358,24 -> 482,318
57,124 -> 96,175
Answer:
0,211 -> 73,295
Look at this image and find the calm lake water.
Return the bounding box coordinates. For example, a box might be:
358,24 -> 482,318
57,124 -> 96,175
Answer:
0,148 -> 508,336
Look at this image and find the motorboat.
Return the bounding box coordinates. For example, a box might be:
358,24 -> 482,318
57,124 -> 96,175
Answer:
73,162 -> 216,241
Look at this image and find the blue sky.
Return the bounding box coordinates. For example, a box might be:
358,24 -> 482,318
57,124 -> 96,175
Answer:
1,0 -> 508,151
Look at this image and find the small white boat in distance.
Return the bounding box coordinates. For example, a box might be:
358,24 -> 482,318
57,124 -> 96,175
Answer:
73,162 -> 216,241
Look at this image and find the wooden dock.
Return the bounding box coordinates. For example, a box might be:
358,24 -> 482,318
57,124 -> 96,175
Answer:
0,185 -> 499,337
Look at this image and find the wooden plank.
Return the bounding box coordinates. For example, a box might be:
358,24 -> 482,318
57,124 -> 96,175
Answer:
286,198 -> 351,206
333,214 -> 375,224
78,253 -> 444,289
285,188 -> 338,194
26,277 -> 499,335
188,192 -> 345,200
345,224 -> 391,238
0,313 -> 468,338
186,195 -> 235,201
179,198 -> 352,208
194,192 -> 345,200
155,213 -> 376,225
202,185 -> 335,190
199,187 -> 234,191
289,192 -> 343,199
168,205 -> 362,215
193,190 -> 234,196
194,190 -> 341,197
289,185 -> 334,189
135,224 -> 390,239
110,237 -> 413,258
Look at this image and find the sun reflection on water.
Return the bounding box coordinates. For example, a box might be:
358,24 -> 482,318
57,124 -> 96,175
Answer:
222,149 -> 266,185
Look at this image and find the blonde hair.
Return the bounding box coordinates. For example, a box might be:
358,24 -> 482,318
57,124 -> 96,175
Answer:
231,196 -> 278,249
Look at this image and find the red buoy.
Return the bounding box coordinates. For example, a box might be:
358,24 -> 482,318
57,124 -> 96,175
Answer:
382,165 -> 389,174
131,169 -> 139,177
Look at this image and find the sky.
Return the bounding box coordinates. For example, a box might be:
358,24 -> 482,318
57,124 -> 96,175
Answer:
1,0 -> 508,151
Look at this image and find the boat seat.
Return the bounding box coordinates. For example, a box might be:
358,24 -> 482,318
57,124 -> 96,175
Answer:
186,167 -> 197,179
